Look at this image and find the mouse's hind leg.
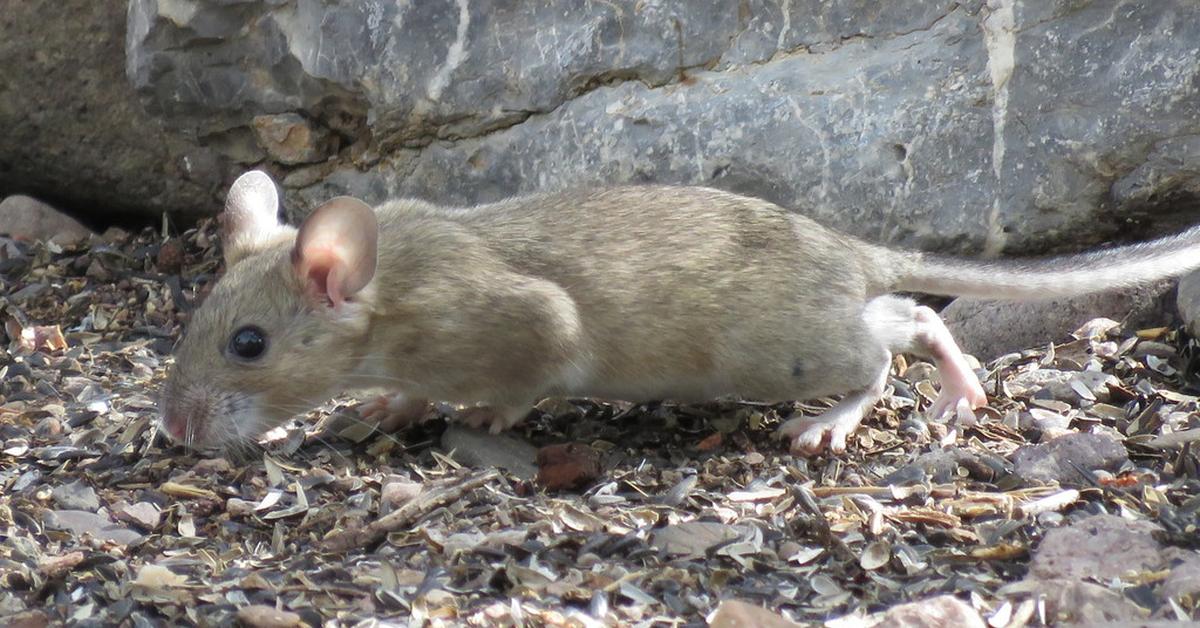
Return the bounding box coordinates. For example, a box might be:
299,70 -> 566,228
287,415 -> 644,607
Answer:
779,295 -> 988,454
779,358 -> 891,454
863,295 -> 987,419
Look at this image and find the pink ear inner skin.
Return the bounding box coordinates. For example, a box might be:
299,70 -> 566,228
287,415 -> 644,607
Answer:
292,197 -> 379,308
295,246 -> 347,308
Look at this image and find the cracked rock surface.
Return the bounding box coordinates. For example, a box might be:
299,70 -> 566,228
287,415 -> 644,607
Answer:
116,0 -> 1200,255
3,1 -> 1200,248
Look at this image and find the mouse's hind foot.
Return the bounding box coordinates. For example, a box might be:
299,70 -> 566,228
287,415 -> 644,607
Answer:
778,361 -> 890,455
909,305 -> 988,420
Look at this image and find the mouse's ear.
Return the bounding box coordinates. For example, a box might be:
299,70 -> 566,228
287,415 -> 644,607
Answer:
221,170 -> 285,266
292,196 -> 379,308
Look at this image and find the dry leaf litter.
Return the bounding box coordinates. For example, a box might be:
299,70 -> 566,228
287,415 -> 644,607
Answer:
0,223 -> 1198,627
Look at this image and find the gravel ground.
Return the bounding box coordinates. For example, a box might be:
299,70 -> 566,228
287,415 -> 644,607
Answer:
1,223 -> 1198,627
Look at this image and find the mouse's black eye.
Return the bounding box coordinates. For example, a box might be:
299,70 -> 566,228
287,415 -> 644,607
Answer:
228,326 -> 267,361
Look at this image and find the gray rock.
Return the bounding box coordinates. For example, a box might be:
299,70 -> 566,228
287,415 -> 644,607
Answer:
0,196 -> 93,244
44,509 -> 144,545
0,0 -> 221,220
883,448 -> 1011,485
116,502 -> 162,531
1162,554 -> 1200,602
944,282 -> 1177,361
118,0 -> 1200,260
710,600 -> 801,628
1019,579 -> 1149,624
1005,369 -> 1121,404
651,521 -> 741,558
1030,515 -> 1166,581
379,479 -> 422,513
874,594 -> 986,628
50,480 -> 100,512
1011,432 -> 1128,485
441,424 -> 538,480
1023,402 -> 1070,424
10,469 -> 41,493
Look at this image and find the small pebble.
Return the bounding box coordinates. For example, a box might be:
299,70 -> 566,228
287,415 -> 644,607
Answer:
118,502 -> 162,530
51,480 -> 100,512
192,458 -> 233,475
226,498 -> 255,517
156,238 -> 185,273
236,604 -> 305,628
34,417 -> 63,438
380,481 -> 422,512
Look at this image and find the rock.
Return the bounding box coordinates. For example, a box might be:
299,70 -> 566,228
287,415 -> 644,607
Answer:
1004,369 -> 1122,404
11,469 -> 42,493
882,448 -> 1011,485
116,502 -> 162,531
155,238 -> 185,273
0,0 -> 219,221
1011,432 -> 1128,485
43,509 -> 144,545
380,480 -> 423,513
119,0 -> 1200,259
873,594 -> 986,628
1162,555 -> 1200,602
33,417 -> 63,439
535,442 -> 604,491
50,480 -> 100,512
1024,408 -> 1072,433
1030,515 -> 1168,581
251,113 -> 331,165
650,521 -> 739,558
944,282 -> 1176,361
710,600 -> 800,628
1026,579 -> 1149,624
235,605 -> 305,628
0,196 -> 92,244
190,458 -> 233,475
441,424 -> 538,480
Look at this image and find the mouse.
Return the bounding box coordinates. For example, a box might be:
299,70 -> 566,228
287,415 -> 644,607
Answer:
159,169 -> 1200,455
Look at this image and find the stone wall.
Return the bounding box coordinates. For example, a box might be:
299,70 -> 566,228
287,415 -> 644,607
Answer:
3,1 -> 1199,255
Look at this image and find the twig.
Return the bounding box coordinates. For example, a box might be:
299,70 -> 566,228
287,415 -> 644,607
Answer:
1016,489 -> 1080,518
323,468 -> 501,552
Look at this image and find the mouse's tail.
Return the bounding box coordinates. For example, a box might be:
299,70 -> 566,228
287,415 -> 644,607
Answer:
890,225 -> 1200,300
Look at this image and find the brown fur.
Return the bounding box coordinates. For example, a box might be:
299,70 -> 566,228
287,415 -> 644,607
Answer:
163,183 -> 910,449
162,172 -> 1200,453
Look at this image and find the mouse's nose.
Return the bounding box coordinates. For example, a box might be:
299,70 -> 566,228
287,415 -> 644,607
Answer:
161,412 -> 191,443
162,413 -> 184,441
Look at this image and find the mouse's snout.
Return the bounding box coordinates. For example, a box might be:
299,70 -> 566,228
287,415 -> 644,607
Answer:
158,381 -> 214,448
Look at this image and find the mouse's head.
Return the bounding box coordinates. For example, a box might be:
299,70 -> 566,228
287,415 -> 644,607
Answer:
159,170 -> 380,453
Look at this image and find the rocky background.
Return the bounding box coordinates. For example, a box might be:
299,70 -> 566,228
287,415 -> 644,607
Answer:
2,0 -> 1200,351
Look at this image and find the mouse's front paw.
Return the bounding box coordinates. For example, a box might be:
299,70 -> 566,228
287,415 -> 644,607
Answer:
778,411 -> 859,455
357,393 -> 432,432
